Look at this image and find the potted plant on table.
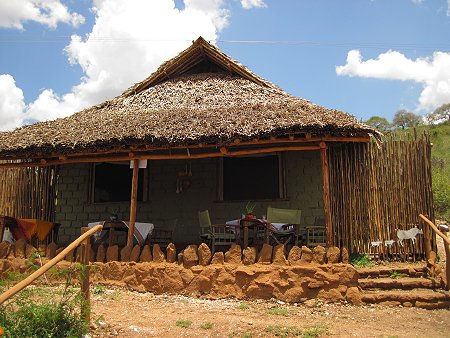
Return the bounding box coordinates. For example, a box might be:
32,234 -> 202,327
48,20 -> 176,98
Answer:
245,201 -> 257,219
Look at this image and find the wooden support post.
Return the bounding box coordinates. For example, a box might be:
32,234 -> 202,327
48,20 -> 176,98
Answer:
127,159 -> 140,247
320,142 -> 332,247
80,227 -> 91,325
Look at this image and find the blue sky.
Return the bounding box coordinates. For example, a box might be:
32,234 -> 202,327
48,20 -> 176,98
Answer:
0,0 -> 449,131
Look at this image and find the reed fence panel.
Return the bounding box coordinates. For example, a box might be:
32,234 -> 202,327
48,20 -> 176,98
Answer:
328,133 -> 434,258
0,165 -> 57,221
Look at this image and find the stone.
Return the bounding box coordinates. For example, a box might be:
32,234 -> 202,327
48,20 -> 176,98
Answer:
182,245 -> 199,268
140,245 -> 152,262
0,241 -> 12,258
225,244 -> 242,264
130,245 -> 141,262
14,238 -> 26,258
152,244 -> 165,263
257,243 -> 273,264
45,242 -> 54,259
341,247 -> 349,264
96,244 -> 106,262
177,251 -> 184,264
198,243 -> 211,266
326,246 -> 341,264
272,244 -> 288,266
120,245 -> 132,262
210,252 -> 224,264
287,246 -> 302,265
300,246 -> 312,263
106,245 -> 119,262
345,286 -> 362,305
312,245 -> 326,264
166,243 -> 176,263
64,249 -> 74,262
242,247 -> 257,265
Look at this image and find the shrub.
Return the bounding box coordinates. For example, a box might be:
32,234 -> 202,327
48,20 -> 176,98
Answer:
349,254 -> 374,268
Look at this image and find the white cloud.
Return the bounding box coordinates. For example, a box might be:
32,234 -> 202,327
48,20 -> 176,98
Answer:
336,50 -> 450,111
0,75 -> 26,131
24,0 -> 229,122
241,0 -> 267,9
0,0 -> 84,30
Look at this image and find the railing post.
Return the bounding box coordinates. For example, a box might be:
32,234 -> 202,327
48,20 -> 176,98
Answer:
80,227 -> 91,325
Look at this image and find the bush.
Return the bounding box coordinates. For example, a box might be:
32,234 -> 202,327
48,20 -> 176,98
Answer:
432,171 -> 450,221
0,300 -> 87,337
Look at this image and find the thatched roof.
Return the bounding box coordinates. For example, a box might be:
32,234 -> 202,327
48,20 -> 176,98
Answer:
0,37 -> 377,161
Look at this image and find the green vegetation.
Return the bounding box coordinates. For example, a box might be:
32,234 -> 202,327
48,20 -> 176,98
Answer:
349,253 -> 374,268
200,321 -> 213,329
302,323 -> 328,338
238,302 -> 250,310
265,324 -> 302,337
267,307 -> 290,316
241,333 -> 252,338
390,271 -> 401,279
176,319 -> 192,328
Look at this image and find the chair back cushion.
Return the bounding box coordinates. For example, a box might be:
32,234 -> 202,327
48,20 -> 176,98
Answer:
267,207 -> 301,225
198,210 -> 212,229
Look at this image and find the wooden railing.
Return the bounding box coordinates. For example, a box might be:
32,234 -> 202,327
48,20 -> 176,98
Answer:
420,214 -> 450,291
0,224 -> 102,322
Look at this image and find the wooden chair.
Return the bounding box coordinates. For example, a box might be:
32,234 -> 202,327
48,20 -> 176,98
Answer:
150,219 -> 176,248
306,217 -> 326,247
266,207 -> 302,246
198,210 -> 236,253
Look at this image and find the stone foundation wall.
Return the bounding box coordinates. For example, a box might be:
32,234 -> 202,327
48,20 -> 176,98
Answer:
0,240 -> 361,304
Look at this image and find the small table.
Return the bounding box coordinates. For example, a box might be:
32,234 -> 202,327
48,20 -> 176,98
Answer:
88,221 -> 154,246
226,218 -> 268,248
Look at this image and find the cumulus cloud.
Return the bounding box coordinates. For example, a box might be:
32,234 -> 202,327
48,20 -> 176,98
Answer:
241,0 -> 267,9
0,75 -> 26,131
0,0 -> 84,30
336,50 -> 450,111
23,0 -> 229,123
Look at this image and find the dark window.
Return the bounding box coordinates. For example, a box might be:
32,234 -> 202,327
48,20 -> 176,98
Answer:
222,155 -> 282,201
93,163 -> 145,203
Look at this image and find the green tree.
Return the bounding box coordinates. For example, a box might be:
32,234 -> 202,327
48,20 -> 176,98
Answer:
365,116 -> 391,132
426,103 -> 450,124
392,109 -> 422,129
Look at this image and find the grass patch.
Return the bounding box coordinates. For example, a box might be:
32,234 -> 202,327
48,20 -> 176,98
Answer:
176,319 -> 192,328
349,253 -> 374,268
238,302 -> 250,310
242,333 -> 252,338
390,271 -> 401,279
92,284 -> 106,295
265,324 -> 302,337
302,323 -> 328,338
268,308 -> 290,316
200,321 -> 213,329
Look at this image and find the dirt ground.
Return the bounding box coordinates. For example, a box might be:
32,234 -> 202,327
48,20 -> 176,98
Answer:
89,287 -> 450,338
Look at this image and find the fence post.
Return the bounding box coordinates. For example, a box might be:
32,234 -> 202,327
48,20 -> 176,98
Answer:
80,227 -> 91,325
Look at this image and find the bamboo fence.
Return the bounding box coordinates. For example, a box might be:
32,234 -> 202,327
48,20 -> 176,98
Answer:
328,132 -> 435,259
0,164 -> 57,221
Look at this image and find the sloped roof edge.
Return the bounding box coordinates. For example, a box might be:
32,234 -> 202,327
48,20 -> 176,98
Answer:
122,36 -> 280,97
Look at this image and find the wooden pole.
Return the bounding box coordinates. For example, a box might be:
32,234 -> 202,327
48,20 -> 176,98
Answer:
320,142 -> 332,247
127,159 -> 140,247
419,214 -> 450,290
80,227 -> 91,324
0,224 -> 103,305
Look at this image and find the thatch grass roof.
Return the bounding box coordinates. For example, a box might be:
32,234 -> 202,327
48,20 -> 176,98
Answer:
0,37 -> 377,160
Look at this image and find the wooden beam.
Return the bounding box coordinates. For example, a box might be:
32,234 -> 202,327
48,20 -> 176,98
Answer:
0,136 -> 371,162
0,224 -> 103,305
320,142 -> 332,247
127,159 -> 139,247
0,145 -> 322,168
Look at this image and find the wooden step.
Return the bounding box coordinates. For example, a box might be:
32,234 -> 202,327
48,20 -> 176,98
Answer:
359,277 -> 436,290
357,266 -> 427,279
361,289 -> 450,309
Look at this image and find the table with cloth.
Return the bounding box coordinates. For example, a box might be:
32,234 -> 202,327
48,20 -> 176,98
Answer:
88,220 -> 154,246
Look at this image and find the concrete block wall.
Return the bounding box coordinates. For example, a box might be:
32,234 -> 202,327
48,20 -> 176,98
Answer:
55,151 -> 325,245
